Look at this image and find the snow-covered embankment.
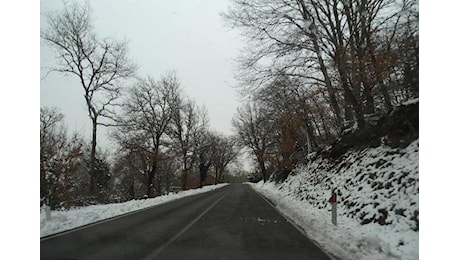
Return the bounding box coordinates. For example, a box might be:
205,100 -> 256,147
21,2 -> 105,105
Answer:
251,139 -> 418,260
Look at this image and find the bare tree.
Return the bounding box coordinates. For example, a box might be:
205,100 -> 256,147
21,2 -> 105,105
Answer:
169,99 -> 208,190
210,134 -> 239,184
40,107 -> 65,206
300,0 -> 414,116
254,76 -> 312,175
40,107 -> 85,208
224,0 -> 417,132
154,152 -> 178,194
232,103 -> 274,182
41,1 -> 136,195
223,0 -> 344,130
114,73 -> 180,197
196,130 -> 213,187
195,131 -> 239,186
40,107 -> 65,163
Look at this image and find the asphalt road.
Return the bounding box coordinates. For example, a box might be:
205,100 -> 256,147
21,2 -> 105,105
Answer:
41,184 -> 331,260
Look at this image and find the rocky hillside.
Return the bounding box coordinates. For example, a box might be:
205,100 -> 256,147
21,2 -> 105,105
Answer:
285,139 -> 418,229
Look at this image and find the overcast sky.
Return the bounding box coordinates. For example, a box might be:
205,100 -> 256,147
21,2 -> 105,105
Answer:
40,0 -> 244,148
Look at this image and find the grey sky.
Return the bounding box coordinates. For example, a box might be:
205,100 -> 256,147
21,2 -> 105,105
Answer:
40,0 -> 244,148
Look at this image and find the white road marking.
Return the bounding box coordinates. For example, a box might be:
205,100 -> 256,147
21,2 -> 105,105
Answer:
143,190 -> 231,260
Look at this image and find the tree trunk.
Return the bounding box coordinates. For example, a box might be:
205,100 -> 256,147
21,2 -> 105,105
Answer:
359,7 -> 393,113
304,119 -> 318,150
343,1 -> 375,116
146,165 -> 155,197
129,179 -> 135,199
217,167 -> 227,183
311,32 -> 343,129
344,102 -> 354,125
296,0 -> 343,129
258,158 -> 268,182
366,38 -> 393,113
199,162 -> 211,187
331,0 -> 365,129
336,59 -> 366,129
214,168 -> 219,185
89,117 -> 98,195
165,171 -> 171,194
181,169 -> 188,190
362,84 -> 375,115
356,44 -> 375,115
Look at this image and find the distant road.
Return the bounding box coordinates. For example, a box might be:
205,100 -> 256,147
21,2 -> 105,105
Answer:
41,184 -> 331,260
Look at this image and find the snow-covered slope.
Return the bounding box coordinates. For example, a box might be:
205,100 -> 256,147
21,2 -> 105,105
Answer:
251,139 -> 419,260
40,184 -> 228,238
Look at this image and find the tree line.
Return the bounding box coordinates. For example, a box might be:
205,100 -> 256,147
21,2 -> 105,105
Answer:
40,2 -> 238,209
225,0 -> 418,182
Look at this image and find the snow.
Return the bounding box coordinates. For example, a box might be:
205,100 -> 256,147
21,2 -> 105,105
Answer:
40,184 -> 229,238
250,139 -> 419,260
402,98 -> 419,106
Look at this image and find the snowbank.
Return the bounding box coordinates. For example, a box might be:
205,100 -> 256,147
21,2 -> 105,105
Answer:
250,139 -> 419,260
40,184 -> 228,238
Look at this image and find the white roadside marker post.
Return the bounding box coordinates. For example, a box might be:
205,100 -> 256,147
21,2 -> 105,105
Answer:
332,201 -> 337,226
329,190 -> 337,226
45,198 -> 51,221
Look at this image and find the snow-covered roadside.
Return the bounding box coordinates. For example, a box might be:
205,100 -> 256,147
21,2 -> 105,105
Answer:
40,184 -> 228,238
249,140 -> 419,260
251,182 -> 402,259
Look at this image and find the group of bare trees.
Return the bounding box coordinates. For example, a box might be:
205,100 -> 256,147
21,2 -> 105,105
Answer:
40,107 -> 111,208
41,1 -> 238,208
111,72 -> 238,198
226,0 -> 418,181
